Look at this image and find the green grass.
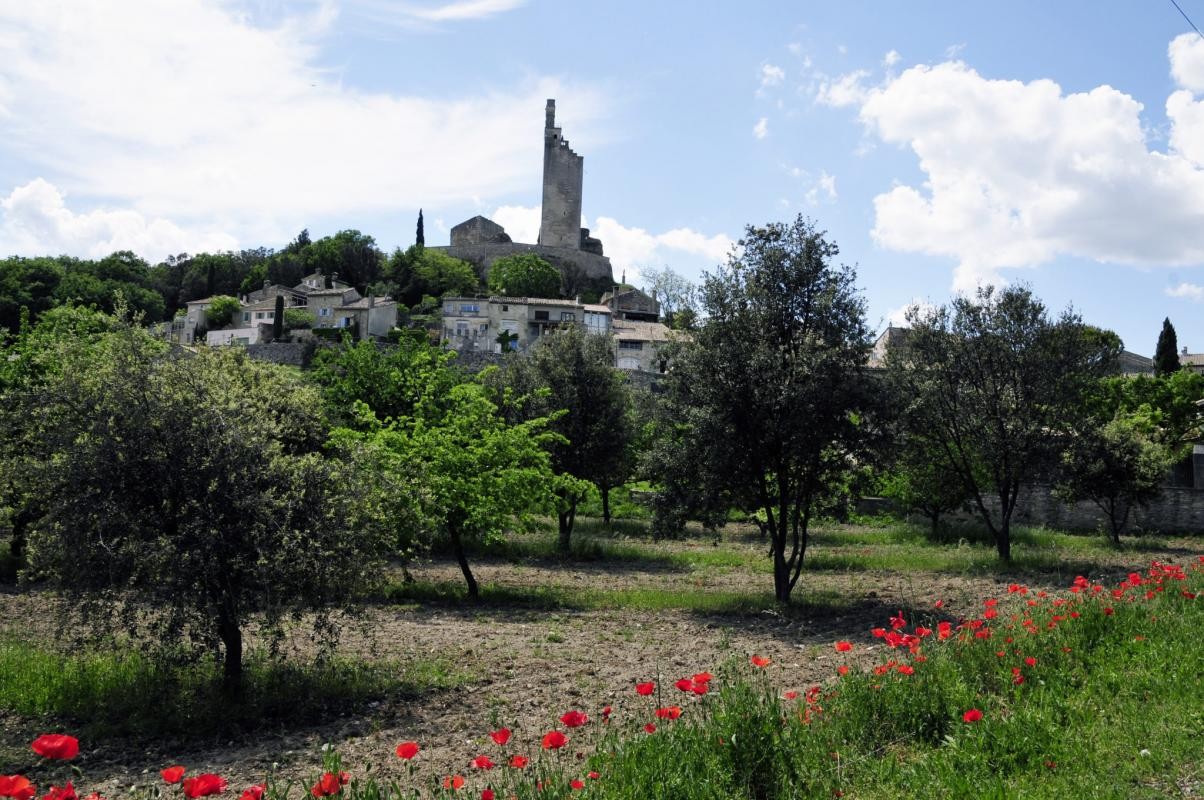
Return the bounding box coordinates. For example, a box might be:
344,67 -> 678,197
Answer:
0,638 -> 473,744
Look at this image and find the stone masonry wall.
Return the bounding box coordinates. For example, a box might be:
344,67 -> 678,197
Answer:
971,484 -> 1204,535
540,99 -> 584,249
245,342 -> 315,368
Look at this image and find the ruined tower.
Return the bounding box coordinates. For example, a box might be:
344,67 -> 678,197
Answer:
538,99 -> 585,250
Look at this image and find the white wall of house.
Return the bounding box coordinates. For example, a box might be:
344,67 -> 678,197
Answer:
206,326 -> 264,346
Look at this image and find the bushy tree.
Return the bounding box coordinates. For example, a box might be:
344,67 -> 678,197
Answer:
641,266 -> 700,330
1056,412 -> 1174,542
386,246 -> 480,308
1,313 -> 391,692
889,286 -> 1121,561
204,295 -> 241,329
647,216 -> 873,602
878,435 -> 973,537
1154,317 -> 1181,376
487,253 -> 561,298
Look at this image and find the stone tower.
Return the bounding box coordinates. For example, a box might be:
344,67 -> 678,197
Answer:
538,99 -> 584,250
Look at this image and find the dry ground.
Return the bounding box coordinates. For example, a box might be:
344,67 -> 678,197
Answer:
1,521 -> 1200,796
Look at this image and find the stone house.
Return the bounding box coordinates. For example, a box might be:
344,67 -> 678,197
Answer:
335,296 -> 399,338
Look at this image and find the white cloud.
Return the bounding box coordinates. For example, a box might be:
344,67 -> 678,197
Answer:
850,56 -> 1204,291
0,2 -> 603,253
815,69 -> 871,108
944,43 -> 966,59
884,298 -> 937,327
805,171 -> 837,205
393,0 -> 525,22
490,204 -> 540,244
0,178 -> 237,260
1169,32 -> 1204,93
1166,281 -> 1204,300
759,63 -> 786,90
753,117 -> 770,139
591,216 -> 734,286
882,49 -> 901,68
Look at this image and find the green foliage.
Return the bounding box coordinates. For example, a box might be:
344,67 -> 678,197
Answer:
647,216 -> 873,602
311,336 -> 457,427
0,313 -> 392,690
1088,369 -> 1204,457
889,286 -> 1122,562
1153,316 -> 1181,376
1055,412 -> 1174,541
386,245 -> 480,308
877,433 -> 972,535
641,265 -> 699,328
283,307 -> 315,330
487,253 -> 561,298
204,294 -> 241,328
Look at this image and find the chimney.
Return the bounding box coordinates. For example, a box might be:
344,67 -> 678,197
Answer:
1183,346 -> 1189,356
368,294 -> 375,309
331,272 -> 339,286
263,279 -> 270,290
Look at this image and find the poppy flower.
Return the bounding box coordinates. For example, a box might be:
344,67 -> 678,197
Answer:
0,776 -> 36,800
471,756 -> 495,770
1024,657 -> 1037,667
442,775 -> 465,791
834,641 -> 852,652
560,710 -> 589,728
570,779 -> 584,790
914,626 -> 932,638
488,729 -> 511,746
183,774 -> 228,798
934,599 -> 944,608
601,705 -> 612,721
889,612 -> 906,630
937,621 -> 952,640
691,681 -> 709,696
655,706 -> 682,720
897,665 -> 914,675
30,735 -> 79,761
1104,607 -> 1114,616
84,794 -> 104,800
239,786 -> 266,800
588,771 -> 600,780
692,672 -> 713,684
784,690 -> 799,700
39,783 -> 76,800
837,666 -> 849,676
542,731 -> 567,750
395,741 -> 420,760
674,678 -> 693,692
481,791 -> 495,800
870,628 -> 886,638
963,709 -> 983,723
643,723 -> 657,734
161,767 -> 186,784
635,681 -> 655,696
509,756 -> 529,769
750,655 -> 771,668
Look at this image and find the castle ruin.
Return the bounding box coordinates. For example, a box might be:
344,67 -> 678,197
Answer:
435,99 -> 614,299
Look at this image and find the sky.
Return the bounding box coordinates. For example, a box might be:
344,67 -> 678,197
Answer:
3,1 -> 1204,355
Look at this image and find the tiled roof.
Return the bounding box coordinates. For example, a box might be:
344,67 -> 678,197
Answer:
339,297 -> 398,310
488,295 -> 581,307
612,320 -> 675,343
583,304 -> 611,314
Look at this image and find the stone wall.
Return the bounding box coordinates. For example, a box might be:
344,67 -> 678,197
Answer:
245,342 -> 315,368
539,99 -> 584,249
436,242 -> 614,283
969,484 -> 1204,535
450,349 -> 506,373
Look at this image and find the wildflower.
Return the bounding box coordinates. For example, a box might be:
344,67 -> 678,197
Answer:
601,706 -> 612,721
643,723 -> 657,734
472,756 -> 495,770
560,710 -> 589,728
897,664 -> 914,676
588,771 -> 600,779
489,729 -> 511,746
834,641 -> 852,652
935,599 -> 944,608
674,678 -> 693,692
441,776 -> 465,791
692,672 -> 713,684
889,611 -> 906,630
1024,657 -> 1037,667
39,783 -> 76,800
914,626 -> 932,638
655,706 -> 683,720
691,681 -> 709,695
481,790 -> 495,800
784,691 -> 799,700
542,731 -> 568,750
870,628 -> 886,638
750,655 -> 771,668
509,756 -> 529,769
936,622 -> 952,640
1104,607 -> 1114,616
183,774 -> 228,799
0,776 -> 36,800
635,682 -> 655,696
239,787 -> 266,800
837,666 -> 849,676
30,736 -> 79,761
395,741 -> 420,760
570,779 -> 585,790
963,709 -> 983,723
161,767 -> 186,784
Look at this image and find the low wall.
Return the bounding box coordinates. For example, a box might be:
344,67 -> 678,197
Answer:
982,484 -> 1204,535
245,342 -> 315,368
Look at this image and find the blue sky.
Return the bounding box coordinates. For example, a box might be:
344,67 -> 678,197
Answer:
3,1 -> 1204,354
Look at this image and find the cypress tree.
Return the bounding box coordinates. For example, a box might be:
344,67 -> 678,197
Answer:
1154,317 -> 1181,376
416,209 -> 425,248
272,295 -> 284,341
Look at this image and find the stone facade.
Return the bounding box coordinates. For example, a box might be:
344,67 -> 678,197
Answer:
245,342 -> 315,367
972,484 -> 1204,535
540,99 -> 584,249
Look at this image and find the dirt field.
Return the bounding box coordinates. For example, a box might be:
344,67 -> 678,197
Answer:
2,523 -> 1200,796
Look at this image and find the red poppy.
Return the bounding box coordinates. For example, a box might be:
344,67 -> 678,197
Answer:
588,772 -> 600,780
635,681 -> 655,696
30,735 -> 79,761
1104,607 -> 1115,616
784,690 -> 799,700
560,710 -> 589,728
655,706 -> 682,720
692,672 -> 713,683
643,723 -> 657,733
1024,657 -> 1037,667
674,678 -> 693,692
39,783 -> 76,800
750,655 -> 771,668
837,666 -> 849,676
870,628 -> 886,638
0,776 -> 36,800
937,622 -> 952,640
691,681 -> 710,696
541,731 -> 567,750
441,776 -> 464,791
914,626 -> 932,638
570,779 -> 584,790
183,774 -> 228,799
889,611 -> 906,630
239,786 -> 266,800
834,641 -> 852,652
471,756 -> 495,770
481,791 -> 495,800
601,705 -> 612,720
161,767 -> 186,785
84,794 -> 104,800
395,741 -> 420,760
934,599 -> 944,608
509,756 -> 529,769
897,665 -> 914,675
963,709 -> 983,723
488,729 -> 511,746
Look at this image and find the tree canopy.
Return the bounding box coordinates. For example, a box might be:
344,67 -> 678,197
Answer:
487,253 -> 562,299
1154,317 -> 1181,376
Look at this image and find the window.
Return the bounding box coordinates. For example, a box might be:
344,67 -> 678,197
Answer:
456,321 -> 469,337
242,312 -> 250,323
318,307 -> 331,317
502,305 -> 509,312
480,322 -> 488,332
560,312 -> 576,322
618,357 -> 640,370
255,312 -> 266,320
460,303 -> 479,314
619,340 -> 643,350
338,317 -> 352,328
534,310 -> 549,321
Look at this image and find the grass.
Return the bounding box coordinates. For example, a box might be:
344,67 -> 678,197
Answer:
0,637 -> 474,745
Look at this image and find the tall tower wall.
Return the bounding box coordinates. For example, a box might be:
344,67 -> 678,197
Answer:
539,99 -> 584,250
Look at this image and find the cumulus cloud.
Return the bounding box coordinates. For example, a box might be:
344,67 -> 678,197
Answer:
1166,281 -> 1204,300
391,0 -> 525,22
883,298 -> 937,327
815,69 -> 871,108
850,52 -> 1204,291
753,117 -> 770,139
1169,32 -> 1204,93
0,2 -> 603,252
882,49 -> 901,68
0,178 -> 238,260
490,204 -> 540,244
759,63 -> 786,90
591,217 -> 734,286
805,171 -> 837,205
